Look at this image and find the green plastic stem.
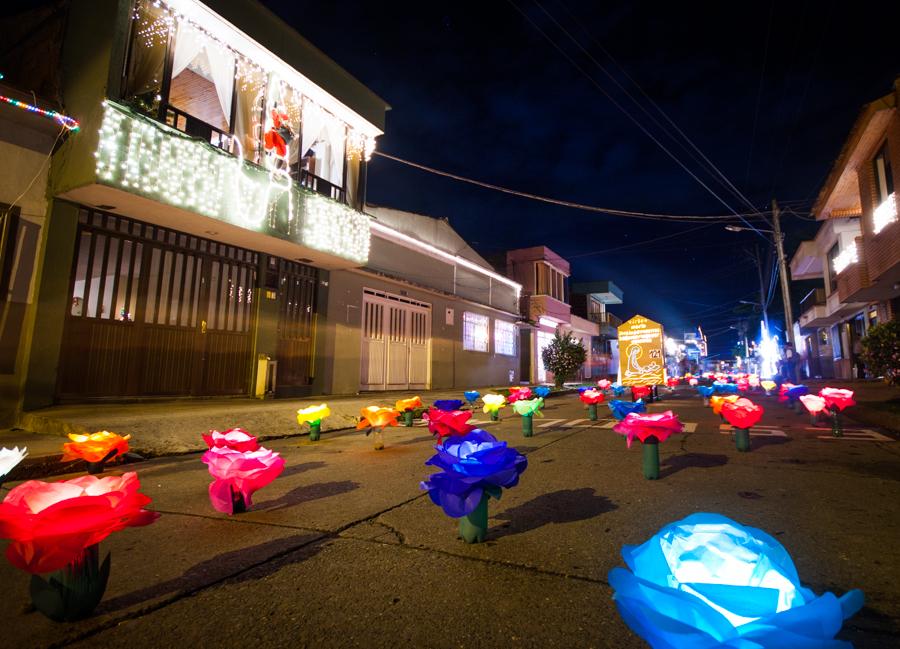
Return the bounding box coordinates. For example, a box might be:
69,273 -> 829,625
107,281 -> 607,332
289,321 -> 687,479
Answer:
642,437 -> 659,480
29,543 -> 111,622
735,428 -> 750,452
490,410 -> 499,422
588,403 -> 598,421
309,421 -> 321,441
403,410 -> 414,427
458,493 -> 489,544
522,413 -> 533,437
831,409 -> 843,437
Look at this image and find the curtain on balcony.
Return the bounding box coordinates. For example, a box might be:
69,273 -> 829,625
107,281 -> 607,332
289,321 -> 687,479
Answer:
301,99 -> 345,187
123,1 -> 168,114
233,72 -> 267,163
171,22 -> 235,125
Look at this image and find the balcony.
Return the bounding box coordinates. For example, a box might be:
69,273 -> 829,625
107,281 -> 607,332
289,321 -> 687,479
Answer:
587,311 -> 622,336
797,288 -> 834,331
61,101 -> 370,270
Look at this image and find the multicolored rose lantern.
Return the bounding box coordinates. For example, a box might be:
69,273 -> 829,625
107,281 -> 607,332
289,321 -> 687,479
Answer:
511,397 -> 544,436
736,377 -> 750,392
713,382 -> 739,395
799,394 -> 828,426
710,394 -> 740,418
689,377 -> 699,386
422,407 -> 475,444
609,513 -> 864,648
202,428 -> 259,452
761,379 -> 777,395
507,387 -> 533,403
481,393 -> 507,421
0,472 -> 158,621
395,396 -> 422,427
534,386 -> 551,399
463,390 -> 480,408
782,385 -> 809,413
62,431 -> 131,474
749,374 -> 761,389
819,387 -> 856,437
579,388 -> 606,420
611,382 -> 626,397
0,446 -> 27,490
421,429 -> 527,543
357,406 -> 400,450
696,385 -> 715,406
433,399 -> 464,412
296,404 -> 331,440
721,398 -> 764,452
597,379 -> 612,391
613,411 -> 684,480
202,446 -> 285,514
666,377 -> 680,388
608,399 -> 646,421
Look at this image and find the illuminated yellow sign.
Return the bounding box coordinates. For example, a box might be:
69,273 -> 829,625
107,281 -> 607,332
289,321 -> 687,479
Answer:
618,315 -> 665,386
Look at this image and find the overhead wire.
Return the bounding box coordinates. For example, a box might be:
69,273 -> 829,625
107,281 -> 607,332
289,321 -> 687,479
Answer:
503,1 -> 772,240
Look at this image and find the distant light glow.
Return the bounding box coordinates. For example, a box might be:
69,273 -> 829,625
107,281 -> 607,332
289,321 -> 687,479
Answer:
873,192 -> 897,235
758,321 -> 780,380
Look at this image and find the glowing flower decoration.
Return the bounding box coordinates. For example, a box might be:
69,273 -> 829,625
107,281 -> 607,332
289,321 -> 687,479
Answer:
201,446 -> 285,515
689,378 -> 699,386
613,411 -> 684,449
778,383 -> 795,402
507,386 -> 533,403
819,387 -> 856,412
356,406 -> 400,429
511,397 -> 544,417
423,407 -> 475,443
761,379 -> 777,393
421,429 -> 528,543
697,385 -> 715,399
608,399 -> 646,421
721,398 -> 764,429
799,394 -> 827,415
612,383 -> 627,397
713,383 -> 739,395
577,386 -> 590,393
463,390 -> 480,404
534,386 -> 551,399
666,377 -> 680,388
785,385 -> 809,400
433,399 -> 464,412
749,375 -> 761,388
580,389 -> 606,405
0,472 -> 158,574
394,396 -> 421,413
608,513 -> 864,648
598,379 -> 612,390
202,428 -> 259,453
632,385 -> 652,400
481,393 -> 507,414
62,431 -> 130,470
710,394 -> 740,415
0,447 -> 28,485
736,378 -> 750,392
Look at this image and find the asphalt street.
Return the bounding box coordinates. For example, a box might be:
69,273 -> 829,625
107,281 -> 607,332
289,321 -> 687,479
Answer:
2,389 -> 899,648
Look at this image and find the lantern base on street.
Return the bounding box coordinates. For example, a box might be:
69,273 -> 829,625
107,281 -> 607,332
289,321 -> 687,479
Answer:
735,428 -> 750,452
522,414 -> 533,437
831,410 -> 843,438
402,411 -> 414,427
30,544 -> 110,622
373,430 -> 385,450
490,411 -> 499,422
642,437 -> 659,480
309,421 -> 321,441
458,493 -> 489,544
588,404 -> 598,421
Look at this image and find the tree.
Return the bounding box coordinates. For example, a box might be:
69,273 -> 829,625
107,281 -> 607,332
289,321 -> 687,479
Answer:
541,331 -> 587,388
860,321 -> 900,385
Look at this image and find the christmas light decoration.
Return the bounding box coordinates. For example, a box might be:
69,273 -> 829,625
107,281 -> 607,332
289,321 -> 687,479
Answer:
94,101 -> 370,264
0,90 -> 79,131
873,192 -> 896,235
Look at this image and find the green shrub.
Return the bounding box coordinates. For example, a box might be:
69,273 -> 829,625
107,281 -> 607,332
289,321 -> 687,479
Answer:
861,321 -> 900,385
541,331 -> 587,388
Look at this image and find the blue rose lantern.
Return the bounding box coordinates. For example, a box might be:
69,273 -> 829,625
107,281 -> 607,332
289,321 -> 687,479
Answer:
609,513 -> 864,648
608,399 -> 646,421
611,383 -> 626,397
696,385 -> 715,406
713,383 -> 739,395
534,386 -> 551,399
421,429 -> 527,544
463,391 -> 480,407
434,399 -> 464,412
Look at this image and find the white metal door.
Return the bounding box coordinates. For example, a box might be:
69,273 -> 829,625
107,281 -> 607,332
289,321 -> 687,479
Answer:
360,290 -> 431,390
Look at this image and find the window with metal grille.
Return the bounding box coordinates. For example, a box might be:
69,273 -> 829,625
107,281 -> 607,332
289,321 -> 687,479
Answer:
494,319 -> 516,356
462,311 -> 489,352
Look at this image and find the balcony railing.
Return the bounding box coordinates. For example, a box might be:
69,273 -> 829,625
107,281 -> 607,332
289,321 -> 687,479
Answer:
587,311 -> 622,328
799,288 -> 826,313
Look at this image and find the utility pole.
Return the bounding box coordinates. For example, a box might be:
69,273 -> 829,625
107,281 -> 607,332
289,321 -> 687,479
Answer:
753,246 -> 770,331
771,199 -> 794,345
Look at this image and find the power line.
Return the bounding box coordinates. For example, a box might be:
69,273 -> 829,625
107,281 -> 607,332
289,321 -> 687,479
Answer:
372,151 -> 771,222
566,224 -> 711,259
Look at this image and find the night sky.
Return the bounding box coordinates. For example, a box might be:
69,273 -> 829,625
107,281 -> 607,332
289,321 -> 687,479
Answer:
256,0 -> 898,355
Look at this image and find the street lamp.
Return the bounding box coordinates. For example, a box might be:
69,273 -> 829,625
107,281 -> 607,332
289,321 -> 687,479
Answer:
723,200 -> 794,345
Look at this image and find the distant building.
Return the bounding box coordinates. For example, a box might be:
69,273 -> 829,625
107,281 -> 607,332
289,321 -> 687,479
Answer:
570,281 -> 624,378
790,78 -> 899,379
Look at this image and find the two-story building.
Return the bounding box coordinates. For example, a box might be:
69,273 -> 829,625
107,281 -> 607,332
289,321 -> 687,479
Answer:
790,78 -> 900,380
570,281 -> 624,379
2,0 -> 390,418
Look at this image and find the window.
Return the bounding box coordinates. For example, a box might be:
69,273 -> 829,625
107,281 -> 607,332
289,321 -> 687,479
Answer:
534,262 -> 567,302
123,0 -> 168,116
873,142 -> 894,204
831,324 -> 842,359
463,311 -> 489,352
494,319 -> 516,356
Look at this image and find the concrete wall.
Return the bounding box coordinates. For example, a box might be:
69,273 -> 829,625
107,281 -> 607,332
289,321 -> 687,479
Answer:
319,270 -> 519,395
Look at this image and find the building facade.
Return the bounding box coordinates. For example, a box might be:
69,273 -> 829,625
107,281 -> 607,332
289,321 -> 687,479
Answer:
2,0 -> 391,419
570,281 -> 624,379
319,206 -> 521,394
790,79 -> 900,380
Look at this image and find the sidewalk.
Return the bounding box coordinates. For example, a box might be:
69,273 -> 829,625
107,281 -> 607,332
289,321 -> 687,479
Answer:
2,386 -> 566,479
802,378 -> 900,433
